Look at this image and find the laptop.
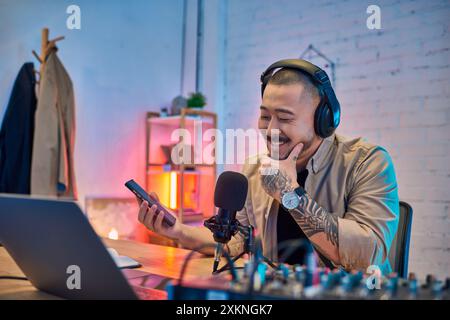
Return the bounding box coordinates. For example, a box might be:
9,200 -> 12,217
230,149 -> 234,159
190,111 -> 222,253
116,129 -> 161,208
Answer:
0,194 -> 169,300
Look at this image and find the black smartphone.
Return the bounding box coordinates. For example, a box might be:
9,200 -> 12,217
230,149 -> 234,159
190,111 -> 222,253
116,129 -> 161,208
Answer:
124,179 -> 176,227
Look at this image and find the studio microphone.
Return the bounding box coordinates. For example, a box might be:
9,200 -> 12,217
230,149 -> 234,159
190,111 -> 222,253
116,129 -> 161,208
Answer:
204,171 -> 248,273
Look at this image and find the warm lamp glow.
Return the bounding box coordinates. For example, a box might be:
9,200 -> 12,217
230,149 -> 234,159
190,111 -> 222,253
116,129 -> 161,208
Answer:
169,171 -> 177,209
108,228 -> 119,240
147,170 -> 199,212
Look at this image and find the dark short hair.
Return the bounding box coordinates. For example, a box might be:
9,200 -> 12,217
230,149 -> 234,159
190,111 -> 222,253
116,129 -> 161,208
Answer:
267,67 -> 321,102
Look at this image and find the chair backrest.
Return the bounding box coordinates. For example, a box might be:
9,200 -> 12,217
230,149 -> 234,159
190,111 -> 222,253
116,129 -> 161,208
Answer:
388,201 -> 413,278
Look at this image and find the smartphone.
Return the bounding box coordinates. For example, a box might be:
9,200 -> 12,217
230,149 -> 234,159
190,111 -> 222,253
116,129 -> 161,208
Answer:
124,179 -> 176,227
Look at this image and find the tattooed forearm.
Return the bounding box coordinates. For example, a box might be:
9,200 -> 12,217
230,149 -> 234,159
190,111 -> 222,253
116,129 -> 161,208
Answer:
260,167 -> 339,252
260,169 -> 294,196
291,193 -> 339,246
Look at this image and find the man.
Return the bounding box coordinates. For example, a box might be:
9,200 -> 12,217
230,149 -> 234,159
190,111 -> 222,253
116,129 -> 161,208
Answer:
137,59 -> 399,274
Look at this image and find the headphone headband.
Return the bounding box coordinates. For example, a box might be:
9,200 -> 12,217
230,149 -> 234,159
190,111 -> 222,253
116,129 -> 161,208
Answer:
260,59 -> 327,85
260,59 -> 340,129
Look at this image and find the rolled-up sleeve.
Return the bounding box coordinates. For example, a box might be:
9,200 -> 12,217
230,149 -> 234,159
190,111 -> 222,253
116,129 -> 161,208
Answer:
338,147 -> 399,271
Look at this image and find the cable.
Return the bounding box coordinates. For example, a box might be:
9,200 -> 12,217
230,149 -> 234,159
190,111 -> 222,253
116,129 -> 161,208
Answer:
178,243 -> 237,287
0,275 -> 28,281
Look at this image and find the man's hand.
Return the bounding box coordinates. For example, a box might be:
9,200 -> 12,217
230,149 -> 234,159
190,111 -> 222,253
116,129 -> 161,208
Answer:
259,143 -> 303,202
136,192 -> 182,241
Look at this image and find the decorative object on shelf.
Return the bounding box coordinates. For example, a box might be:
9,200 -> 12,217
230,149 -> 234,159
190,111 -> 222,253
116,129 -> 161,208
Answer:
187,92 -> 207,109
171,95 -> 187,116
160,144 -> 175,165
160,107 -> 168,117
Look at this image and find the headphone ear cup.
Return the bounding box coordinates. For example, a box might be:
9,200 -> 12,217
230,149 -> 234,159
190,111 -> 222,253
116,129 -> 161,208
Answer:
314,102 -> 334,138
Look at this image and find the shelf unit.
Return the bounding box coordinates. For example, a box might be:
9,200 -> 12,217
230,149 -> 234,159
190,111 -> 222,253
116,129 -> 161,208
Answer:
145,108 -> 217,224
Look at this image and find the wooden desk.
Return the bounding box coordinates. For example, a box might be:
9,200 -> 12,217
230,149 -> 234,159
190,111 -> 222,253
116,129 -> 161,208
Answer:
0,238 -> 231,300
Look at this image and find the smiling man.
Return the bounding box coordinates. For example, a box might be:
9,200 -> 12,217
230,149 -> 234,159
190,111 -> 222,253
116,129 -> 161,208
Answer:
137,59 -> 399,274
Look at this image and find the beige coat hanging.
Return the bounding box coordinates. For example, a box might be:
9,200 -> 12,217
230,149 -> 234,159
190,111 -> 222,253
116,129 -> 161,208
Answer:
31,50 -> 77,199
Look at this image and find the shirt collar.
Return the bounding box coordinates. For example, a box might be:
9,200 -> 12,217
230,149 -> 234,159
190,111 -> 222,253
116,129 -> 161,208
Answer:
306,133 -> 336,174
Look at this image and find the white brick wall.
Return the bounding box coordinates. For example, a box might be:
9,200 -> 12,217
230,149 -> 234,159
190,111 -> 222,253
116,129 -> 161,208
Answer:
214,0 -> 450,279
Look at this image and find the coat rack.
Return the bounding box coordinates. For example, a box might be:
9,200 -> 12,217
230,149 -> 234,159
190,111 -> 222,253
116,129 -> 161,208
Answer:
31,28 -> 65,79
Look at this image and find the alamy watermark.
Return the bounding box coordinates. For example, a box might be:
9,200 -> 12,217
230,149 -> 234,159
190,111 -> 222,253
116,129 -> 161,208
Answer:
366,5 -> 381,30
66,5 -> 81,30
66,264 -> 81,290
366,265 -> 382,290
167,120 -> 282,171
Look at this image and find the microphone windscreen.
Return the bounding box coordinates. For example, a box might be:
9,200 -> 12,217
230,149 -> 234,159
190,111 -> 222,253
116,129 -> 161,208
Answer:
214,171 -> 248,211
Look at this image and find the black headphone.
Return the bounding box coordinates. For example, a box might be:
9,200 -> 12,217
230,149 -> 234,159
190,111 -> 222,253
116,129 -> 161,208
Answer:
260,59 -> 341,138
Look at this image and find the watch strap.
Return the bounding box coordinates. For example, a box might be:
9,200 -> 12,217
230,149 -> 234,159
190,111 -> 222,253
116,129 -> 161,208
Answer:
294,186 -> 306,197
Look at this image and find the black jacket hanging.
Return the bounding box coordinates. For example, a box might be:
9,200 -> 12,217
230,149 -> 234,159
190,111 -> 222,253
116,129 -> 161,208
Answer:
0,62 -> 37,194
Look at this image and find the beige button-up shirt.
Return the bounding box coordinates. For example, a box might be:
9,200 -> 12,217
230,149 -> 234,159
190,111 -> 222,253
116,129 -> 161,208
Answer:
228,133 -> 399,274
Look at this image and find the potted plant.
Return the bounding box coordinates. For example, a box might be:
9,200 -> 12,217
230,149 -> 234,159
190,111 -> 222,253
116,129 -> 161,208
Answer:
187,92 -> 207,109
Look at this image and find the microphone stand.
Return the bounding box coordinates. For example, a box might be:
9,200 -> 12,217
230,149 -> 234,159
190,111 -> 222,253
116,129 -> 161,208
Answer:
204,216 -> 277,274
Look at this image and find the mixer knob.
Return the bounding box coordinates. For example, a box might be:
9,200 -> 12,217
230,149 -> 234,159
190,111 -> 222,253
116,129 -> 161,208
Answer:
386,275 -> 399,298
424,274 -> 435,288
408,272 -> 416,281
444,277 -> 450,290
294,265 -> 305,283
408,278 -> 418,299
432,280 -> 443,300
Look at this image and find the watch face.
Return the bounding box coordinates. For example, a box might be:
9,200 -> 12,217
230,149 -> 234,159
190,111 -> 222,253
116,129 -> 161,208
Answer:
282,192 -> 300,210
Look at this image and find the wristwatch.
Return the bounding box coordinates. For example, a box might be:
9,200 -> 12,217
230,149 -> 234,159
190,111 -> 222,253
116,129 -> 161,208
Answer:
281,186 -> 306,210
